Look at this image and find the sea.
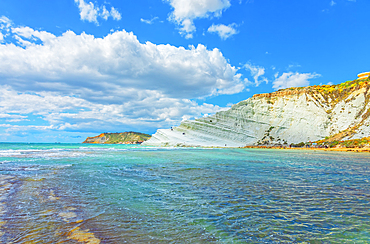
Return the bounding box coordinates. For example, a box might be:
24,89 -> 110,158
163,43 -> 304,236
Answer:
0,143 -> 369,243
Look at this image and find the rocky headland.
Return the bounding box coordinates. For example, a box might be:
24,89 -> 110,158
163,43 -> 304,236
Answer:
83,132 -> 151,144
143,77 -> 370,148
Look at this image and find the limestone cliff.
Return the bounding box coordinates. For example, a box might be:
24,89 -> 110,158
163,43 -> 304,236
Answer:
83,132 -> 151,144
143,78 -> 370,147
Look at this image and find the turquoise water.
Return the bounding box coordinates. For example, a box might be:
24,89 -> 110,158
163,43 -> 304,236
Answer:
0,143 -> 369,243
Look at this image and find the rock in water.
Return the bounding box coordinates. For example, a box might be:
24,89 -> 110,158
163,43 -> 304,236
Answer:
143,79 -> 370,147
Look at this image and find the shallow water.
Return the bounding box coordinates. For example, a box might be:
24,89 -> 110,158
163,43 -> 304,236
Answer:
0,143 -> 369,243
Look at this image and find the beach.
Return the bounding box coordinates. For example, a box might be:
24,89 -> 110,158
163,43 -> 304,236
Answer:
244,145 -> 370,153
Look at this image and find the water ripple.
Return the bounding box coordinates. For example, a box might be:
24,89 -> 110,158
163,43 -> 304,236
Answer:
1,146 -> 370,242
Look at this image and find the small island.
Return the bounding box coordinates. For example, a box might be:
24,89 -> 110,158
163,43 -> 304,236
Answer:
83,132 -> 151,144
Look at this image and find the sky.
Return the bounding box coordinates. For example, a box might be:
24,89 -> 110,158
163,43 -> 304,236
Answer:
0,0 -> 369,142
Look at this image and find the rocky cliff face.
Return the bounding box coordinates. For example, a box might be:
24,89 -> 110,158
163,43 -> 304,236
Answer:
143,78 -> 370,147
83,132 -> 151,144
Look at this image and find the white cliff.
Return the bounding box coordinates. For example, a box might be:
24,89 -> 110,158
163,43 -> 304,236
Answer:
143,79 -> 370,147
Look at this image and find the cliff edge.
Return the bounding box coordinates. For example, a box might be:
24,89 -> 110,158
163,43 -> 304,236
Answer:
143,78 -> 370,147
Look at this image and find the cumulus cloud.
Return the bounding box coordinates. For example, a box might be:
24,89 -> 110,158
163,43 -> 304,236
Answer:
0,26 -> 243,101
0,19 -> 244,136
207,23 -> 238,40
0,86 -> 225,135
74,0 -> 121,24
272,72 -> 320,90
166,0 -> 231,38
75,0 -> 98,23
244,64 -> 268,86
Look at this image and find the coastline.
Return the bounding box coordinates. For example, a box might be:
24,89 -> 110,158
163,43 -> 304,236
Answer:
243,145 -> 370,153
140,144 -> 370,152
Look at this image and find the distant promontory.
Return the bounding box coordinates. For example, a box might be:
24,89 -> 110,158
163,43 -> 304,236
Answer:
83,132 -> 151,144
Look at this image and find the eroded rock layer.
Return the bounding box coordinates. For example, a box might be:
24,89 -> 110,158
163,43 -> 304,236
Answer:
144,79 -> 370,147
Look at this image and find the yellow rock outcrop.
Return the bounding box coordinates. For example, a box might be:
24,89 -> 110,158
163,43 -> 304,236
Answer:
358,71 -> 370,80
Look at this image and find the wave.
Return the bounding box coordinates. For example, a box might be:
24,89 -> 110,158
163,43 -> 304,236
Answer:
0,145 -> 218,160
0,148 -> 88,159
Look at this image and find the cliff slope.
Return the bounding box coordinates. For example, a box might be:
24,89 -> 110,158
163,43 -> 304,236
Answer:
143,78 -> 370,147
83,132 -> 151,144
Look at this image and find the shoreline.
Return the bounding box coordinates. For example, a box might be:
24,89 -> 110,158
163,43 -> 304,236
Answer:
243,145 -> 370,153
140,144 -> 370,152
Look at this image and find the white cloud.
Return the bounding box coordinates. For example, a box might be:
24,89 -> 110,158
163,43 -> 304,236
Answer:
287,64 -> 301,69
75,0 -> 98,23
166,0 -> 231,38
0,19 -> 244,135
180,19 -> 196,38
74,0 -> 121,24
272,72 -> 320,90
12,26 -> 56,42
0,114 -> 28,122
0,26 -> 243,100
0,86 -> 225,134
207,23 -> 238,40
244,64 -> 268,86
0,16 -> 12,42
141,17 -> 159,25
0,16 -> 11,30
101,6 -> 110,20
0,124 -> 55,132
330,0 -> 336,6
110,7 -> 122,20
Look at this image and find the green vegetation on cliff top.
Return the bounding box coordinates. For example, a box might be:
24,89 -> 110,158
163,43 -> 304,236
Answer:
280,76 -> 370,106
316,137 -> 370,148
83,132 -> 151,144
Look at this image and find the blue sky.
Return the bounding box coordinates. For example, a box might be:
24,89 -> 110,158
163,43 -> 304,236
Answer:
0,0 -> 368,142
